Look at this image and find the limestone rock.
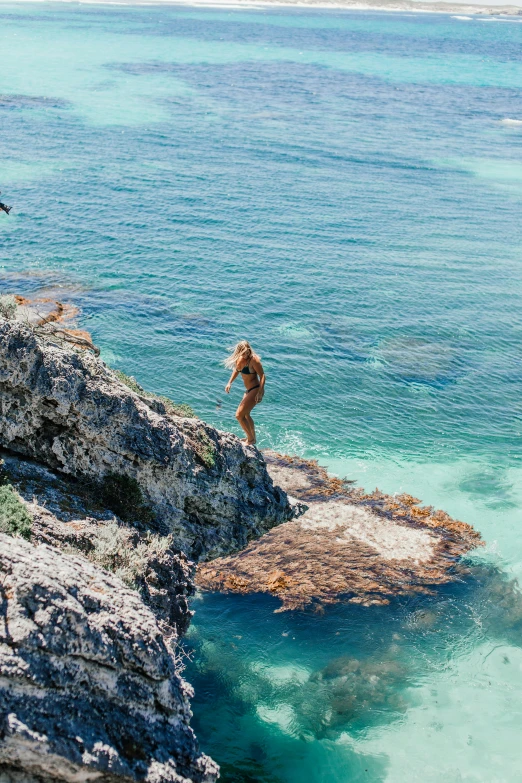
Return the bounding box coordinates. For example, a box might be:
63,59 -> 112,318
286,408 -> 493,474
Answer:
0,320 -> 292,560
0,534 -> 218,783
1,451 -> 195,637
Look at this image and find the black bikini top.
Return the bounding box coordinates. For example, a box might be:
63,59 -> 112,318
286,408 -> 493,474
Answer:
240,364 -> 255,375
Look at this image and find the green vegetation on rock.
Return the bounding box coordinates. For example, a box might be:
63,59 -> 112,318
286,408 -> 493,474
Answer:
155,395 -> 196,419
113,369 -> 143,395
0,484 -> 32,540
113,369 -> 196,418
194,430 -> 216,469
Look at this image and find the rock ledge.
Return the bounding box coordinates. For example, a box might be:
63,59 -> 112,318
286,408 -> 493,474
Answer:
0,319 -> 292,560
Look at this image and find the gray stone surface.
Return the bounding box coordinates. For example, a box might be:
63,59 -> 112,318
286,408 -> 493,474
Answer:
0,534 -> 218,783
1,452 -> 195,637
0,319 -> 292,560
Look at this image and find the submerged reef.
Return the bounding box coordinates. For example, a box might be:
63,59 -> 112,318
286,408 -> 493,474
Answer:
186,614 -> 409,745
303,654 -> 407,735
197,451 -> 483,610
186,564 -> 522,776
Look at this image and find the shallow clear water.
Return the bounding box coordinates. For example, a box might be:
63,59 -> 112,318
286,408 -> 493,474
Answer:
1,4 -> 522,780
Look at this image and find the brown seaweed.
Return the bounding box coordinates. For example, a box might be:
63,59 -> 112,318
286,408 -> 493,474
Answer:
197,451 -> 483,611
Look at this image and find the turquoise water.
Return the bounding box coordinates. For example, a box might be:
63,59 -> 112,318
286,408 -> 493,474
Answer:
1,3 -> 522,780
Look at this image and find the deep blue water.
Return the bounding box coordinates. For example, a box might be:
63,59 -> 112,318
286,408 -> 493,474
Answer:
1,4 -> 522,780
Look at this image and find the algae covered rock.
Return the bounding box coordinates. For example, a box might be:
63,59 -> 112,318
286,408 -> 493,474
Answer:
0,319 -> 292,560
0,533 -> 218,783
197,451 -> 483,610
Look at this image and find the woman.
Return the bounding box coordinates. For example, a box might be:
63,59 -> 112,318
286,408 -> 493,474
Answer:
224,340 -> 265,446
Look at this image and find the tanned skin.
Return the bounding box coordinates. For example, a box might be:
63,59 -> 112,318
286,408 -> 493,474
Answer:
225,353 -> 265,446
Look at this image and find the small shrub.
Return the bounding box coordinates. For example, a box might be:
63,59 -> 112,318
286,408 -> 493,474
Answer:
100,472 -> 154,524
0,484 -> 32,540
88,520 -> 172,589
0,295 -> 17,321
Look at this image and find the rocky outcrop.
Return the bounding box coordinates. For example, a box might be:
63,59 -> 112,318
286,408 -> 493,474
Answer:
1,452 -> 195,637
197,451 -> 483,610
0,534 -> 218,783
0,314 -> 302,781
0,319 -> 292,560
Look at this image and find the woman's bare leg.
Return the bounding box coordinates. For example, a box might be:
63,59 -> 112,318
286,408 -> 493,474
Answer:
245,413 -> 256,444
236,392 -> 258,444
235,412 -> 253,441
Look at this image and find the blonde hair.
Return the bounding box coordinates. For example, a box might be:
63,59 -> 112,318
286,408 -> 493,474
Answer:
224,340 -> 259,370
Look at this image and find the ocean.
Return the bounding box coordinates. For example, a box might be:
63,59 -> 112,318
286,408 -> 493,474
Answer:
1,3 -> 522,780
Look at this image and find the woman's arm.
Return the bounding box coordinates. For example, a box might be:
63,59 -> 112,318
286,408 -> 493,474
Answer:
251,358 -> 265,403
225,369 -> 239,394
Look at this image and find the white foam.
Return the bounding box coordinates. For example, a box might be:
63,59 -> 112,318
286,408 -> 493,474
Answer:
500,118 -> 522,126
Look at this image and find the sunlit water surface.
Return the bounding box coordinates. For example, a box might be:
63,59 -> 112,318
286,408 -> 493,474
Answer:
1,3 -> 522,780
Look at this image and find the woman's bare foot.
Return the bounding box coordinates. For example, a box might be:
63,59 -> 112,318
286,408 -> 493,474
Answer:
246,439 -> 256,446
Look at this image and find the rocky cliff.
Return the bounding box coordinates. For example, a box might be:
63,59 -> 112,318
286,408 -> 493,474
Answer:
0,451 -> 196,639
0,314 -> 296,782
0,319 -> 292,560
0,534 -> 218,783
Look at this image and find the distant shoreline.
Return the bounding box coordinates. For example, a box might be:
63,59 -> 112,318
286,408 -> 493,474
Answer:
3,0 -> 522,16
